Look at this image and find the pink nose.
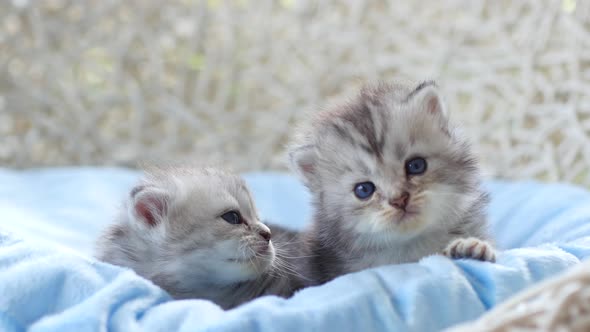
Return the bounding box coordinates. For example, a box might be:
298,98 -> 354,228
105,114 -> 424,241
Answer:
389,192 -> 410,210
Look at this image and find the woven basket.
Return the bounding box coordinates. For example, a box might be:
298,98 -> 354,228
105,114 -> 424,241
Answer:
446,259 -> 590,331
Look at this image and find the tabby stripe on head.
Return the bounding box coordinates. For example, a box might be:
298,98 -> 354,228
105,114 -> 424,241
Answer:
341,103 -> 384,162
331,122 -> 358,147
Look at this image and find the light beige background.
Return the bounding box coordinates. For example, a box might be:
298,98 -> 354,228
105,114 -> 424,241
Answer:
2,0 -> 590,186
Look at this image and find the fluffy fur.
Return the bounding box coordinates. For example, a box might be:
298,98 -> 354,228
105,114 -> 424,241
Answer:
95,166 -> 303,309
289,81 -> 495,285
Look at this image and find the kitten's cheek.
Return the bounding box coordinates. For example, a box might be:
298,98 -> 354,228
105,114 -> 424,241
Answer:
415,192 -> 437,219
210,260 -> 257,283
348,210 -> 384,234
229,259 -> 269,280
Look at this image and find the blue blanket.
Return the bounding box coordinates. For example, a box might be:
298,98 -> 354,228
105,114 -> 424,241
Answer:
1,168 -> 590,332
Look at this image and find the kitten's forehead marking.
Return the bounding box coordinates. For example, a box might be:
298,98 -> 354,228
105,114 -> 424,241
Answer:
332,82 -> 436,162
313,81 -> 448,180
330,122 -> 357,147
328,102 -> 387,165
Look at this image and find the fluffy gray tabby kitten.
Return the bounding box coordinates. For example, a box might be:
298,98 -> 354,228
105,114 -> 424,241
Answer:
95,166 -> 303,309
289,81 -> 495,285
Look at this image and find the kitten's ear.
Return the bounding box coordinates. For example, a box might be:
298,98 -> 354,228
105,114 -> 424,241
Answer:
289,144 -> 319,186
410,83 -> 448,118
129,185 -> 169,227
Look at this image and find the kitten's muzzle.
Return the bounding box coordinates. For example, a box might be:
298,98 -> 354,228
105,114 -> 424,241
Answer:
389,192 -> 410,211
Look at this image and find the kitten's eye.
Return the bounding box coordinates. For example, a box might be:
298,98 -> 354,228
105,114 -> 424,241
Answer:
405,157 -> 427,175
221,211 -> 242,225
353,182 -> 376,200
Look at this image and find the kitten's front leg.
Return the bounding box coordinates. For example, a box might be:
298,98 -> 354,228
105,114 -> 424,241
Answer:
443,237 -> 496,262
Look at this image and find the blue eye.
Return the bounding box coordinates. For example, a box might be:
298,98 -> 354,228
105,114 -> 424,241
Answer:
405,157 -> 427,175
354,182 -> 376,200
221,211 -> 242,225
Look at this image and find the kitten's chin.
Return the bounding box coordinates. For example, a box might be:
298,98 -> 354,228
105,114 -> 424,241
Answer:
229,243 -> 275,278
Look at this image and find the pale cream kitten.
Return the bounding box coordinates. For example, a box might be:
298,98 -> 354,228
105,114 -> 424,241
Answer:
289,81 -> 495,285
95,166 -> 303,309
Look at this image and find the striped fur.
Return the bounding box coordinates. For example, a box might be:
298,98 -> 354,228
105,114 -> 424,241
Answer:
290,81 -> 493,285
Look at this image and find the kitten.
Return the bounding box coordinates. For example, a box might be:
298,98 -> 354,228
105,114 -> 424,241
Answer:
289,81 -> 495,285
95,166 -> 303,309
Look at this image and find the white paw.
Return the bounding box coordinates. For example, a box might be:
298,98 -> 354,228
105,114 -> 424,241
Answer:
443,237 -> 496,262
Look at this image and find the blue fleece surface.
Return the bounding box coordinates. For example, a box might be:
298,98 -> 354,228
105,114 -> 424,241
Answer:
1,167 -> 589,332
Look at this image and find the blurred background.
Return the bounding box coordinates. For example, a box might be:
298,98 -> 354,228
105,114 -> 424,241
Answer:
1,0 -> 590,187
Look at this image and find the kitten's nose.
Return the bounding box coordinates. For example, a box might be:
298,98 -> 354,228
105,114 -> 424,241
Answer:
389,192 -> 410,210
259,229 -> 271,242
